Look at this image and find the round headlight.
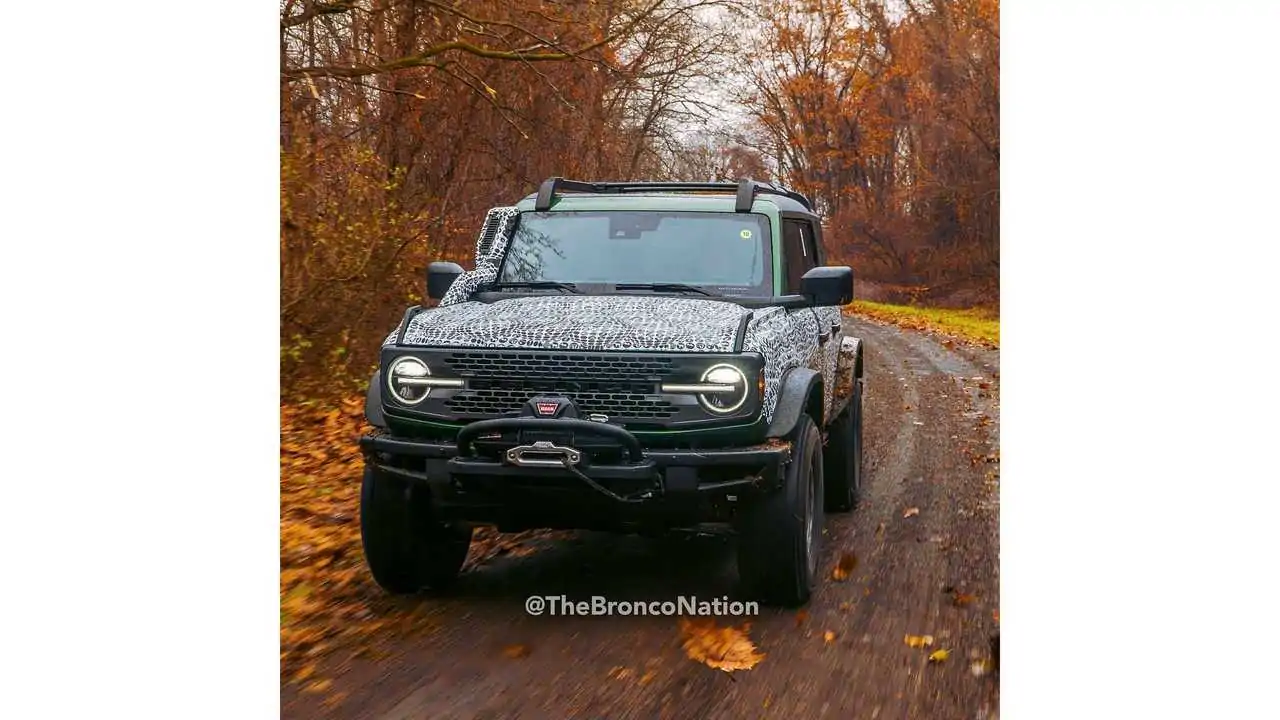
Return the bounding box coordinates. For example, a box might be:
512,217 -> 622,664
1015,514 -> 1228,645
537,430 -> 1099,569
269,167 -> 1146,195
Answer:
387,356 -> 432,405
698,364 -> 749,414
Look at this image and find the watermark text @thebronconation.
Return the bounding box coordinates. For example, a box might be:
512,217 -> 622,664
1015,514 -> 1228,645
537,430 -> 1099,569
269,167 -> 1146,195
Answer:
524,595 -> 759,617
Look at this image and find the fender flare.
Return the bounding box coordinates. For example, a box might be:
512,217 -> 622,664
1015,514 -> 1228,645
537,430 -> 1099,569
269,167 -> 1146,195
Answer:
842,335 -> 864,380
364,372 -> 386,428
829,336 -> 864,421
766,367 -> 823,438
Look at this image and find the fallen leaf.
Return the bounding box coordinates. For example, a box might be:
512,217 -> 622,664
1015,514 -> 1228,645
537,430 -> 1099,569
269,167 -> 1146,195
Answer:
303,679 -> 332,694
823,631 -> 836,643
795,609 -> 809,626
970,660 -> 991,677
904,634 -> 934,648
831,552 -> 857,581
321,691 -> 350,709
838,601 -> 852,612
639,670 -> 656,685
952,592 -> 978,608
903,507 -> 920,519
502,644 -> 531,659
678,618 -> 765,673
293,663 -> 317,684
928,649 -> 950,663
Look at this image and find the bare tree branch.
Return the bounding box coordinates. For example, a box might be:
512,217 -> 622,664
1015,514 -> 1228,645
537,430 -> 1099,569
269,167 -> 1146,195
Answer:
283,0 -> 668,81
281,0 -> 358,30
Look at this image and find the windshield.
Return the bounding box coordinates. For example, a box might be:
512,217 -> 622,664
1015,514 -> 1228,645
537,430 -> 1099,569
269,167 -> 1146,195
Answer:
497,211 -> 773,295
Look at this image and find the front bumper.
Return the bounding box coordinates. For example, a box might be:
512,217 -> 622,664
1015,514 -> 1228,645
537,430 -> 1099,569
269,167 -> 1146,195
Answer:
358,417 -> 792,530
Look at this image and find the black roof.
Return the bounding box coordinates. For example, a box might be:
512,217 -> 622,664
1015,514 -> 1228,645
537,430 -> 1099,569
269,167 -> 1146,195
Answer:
525,177 -> 815,214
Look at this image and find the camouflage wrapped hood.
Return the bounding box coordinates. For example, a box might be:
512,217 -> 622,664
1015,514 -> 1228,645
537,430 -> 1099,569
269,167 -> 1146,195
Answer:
388,294 -> 753,353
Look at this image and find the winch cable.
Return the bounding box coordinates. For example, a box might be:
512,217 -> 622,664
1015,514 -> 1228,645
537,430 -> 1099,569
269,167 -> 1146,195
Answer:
559,457 -> 656,503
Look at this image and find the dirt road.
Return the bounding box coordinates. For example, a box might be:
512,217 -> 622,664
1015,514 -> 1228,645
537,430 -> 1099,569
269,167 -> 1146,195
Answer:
283,318 -> 1001,719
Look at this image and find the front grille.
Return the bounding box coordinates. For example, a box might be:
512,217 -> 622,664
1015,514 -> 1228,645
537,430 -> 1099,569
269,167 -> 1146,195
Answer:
440,351 -> 678,420
443,352 -> 675,380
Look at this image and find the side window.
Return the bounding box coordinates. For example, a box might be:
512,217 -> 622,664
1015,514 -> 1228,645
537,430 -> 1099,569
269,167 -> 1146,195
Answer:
782,219 -> 818,294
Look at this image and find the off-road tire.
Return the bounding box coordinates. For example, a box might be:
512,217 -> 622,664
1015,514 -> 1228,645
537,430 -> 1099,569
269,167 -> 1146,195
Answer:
360,463 -> 472,594
737,414 -> 824,607
823,378 -> 864,512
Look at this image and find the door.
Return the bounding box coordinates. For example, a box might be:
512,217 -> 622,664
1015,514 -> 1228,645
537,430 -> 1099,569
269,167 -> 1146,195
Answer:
784,218 -> 841,421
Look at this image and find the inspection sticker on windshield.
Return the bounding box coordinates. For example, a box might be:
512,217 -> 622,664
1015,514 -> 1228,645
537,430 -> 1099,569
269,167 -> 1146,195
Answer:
739,229 -> 753,239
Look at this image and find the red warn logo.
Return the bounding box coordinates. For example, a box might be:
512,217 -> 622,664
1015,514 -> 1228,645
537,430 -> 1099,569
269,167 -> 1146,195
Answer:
535,402 -> 560,417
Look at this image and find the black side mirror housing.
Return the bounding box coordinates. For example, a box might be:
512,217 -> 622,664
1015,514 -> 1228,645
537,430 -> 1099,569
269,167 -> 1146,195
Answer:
800,266 -> 854,306
427,261 -> 464,300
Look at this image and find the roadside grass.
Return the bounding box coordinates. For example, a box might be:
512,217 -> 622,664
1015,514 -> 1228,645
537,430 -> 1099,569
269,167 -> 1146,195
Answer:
844,300 -> 999,347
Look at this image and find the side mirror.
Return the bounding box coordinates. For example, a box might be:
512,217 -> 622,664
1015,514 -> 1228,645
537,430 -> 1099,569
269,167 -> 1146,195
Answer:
427,261 -> 464,300
800,266 -> 853,307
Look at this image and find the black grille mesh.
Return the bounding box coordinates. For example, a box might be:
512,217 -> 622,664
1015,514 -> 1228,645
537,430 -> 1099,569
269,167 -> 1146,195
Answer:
443,352 -> 674,379
441,351 -> 678,419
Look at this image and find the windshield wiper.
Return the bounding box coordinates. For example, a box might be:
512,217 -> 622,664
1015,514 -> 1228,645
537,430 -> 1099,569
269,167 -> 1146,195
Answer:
614,282 -> 718,296
480,280 -> 582,294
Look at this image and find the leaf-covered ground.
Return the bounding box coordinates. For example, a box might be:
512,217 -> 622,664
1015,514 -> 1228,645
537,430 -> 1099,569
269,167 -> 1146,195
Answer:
279,399 -> 403,692
279,399 -> 557,695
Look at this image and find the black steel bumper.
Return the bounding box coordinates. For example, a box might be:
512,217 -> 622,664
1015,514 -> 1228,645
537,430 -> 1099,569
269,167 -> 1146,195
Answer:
358,417 -> 791,508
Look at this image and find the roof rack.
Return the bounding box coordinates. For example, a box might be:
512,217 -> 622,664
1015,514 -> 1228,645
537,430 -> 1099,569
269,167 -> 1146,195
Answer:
532,177 -> 814,213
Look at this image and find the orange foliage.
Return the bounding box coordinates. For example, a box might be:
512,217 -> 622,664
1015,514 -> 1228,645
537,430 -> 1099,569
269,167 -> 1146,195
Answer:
742,0 -> 999,286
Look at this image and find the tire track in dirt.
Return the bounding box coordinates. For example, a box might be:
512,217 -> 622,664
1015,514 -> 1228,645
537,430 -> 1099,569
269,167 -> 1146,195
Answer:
282,318 -> 1000,720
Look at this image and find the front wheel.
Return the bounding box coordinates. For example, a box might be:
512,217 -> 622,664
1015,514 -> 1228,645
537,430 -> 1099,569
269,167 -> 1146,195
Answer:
360,464 -> 472,594
737,414 -> 824,607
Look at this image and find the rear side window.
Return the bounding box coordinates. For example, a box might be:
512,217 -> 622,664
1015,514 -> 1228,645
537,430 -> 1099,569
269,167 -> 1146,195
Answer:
781,219 -> 818,294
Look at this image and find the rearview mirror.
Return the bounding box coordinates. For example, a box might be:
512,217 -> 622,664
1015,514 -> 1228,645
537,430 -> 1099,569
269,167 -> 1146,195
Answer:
427,261 -> 464,300
800,266 -> 853,306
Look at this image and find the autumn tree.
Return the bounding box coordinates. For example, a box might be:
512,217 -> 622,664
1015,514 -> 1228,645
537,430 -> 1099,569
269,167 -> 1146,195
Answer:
280,0 -> 744,391
736,0 -> 998,290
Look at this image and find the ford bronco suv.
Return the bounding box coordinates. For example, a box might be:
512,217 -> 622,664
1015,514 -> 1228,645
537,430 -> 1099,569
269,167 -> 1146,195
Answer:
359,178 -> 864,606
